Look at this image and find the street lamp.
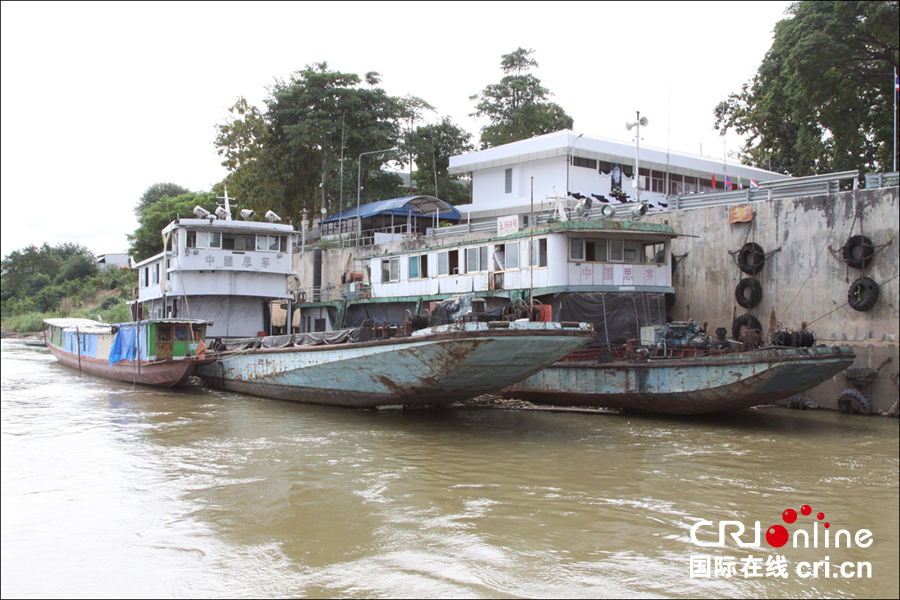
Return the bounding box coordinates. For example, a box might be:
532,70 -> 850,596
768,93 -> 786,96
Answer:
625,111 -> 649,204
357,147 -> 399,243
567,132 -> 583,196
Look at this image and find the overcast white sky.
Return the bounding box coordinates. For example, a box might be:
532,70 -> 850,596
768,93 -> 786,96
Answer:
1,0 -> 792,259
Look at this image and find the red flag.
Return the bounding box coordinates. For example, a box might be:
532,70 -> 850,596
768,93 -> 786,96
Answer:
712,174 -> 716,189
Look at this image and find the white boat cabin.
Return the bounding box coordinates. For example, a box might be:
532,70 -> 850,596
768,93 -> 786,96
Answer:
369,220 -> 676,298
134,196 -> 297,339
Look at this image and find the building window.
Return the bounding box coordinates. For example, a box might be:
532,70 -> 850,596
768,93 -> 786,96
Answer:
466,246 -> 489,273
573,157 -> 597,169
151,263 -> 159,285
527,238 -> 548,267
408,255 -> 428,280
651,170 -> 666,194
505,168 -> 512,194
381,257 -> 400,283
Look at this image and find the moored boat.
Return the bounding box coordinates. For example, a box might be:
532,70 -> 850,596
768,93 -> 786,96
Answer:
43,318 -> 214,387
197,320 -> 595,407
503,345 -> 856,414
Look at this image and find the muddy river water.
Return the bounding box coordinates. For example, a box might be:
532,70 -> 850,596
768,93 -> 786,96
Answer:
2,339 -> 897,598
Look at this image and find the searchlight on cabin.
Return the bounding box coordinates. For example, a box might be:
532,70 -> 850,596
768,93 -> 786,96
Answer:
215,206 -> 229,220
193,206 -> 211,219
240,209 -> 256,220
600,204 -> 616,218
629,203 -> 649,220
265,210 -> 281,223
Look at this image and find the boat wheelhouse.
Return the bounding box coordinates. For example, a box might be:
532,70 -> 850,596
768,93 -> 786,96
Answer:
133,191 -> 297,339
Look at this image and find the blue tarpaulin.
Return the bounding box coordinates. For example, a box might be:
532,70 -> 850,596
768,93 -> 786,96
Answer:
108,323 -> 148,365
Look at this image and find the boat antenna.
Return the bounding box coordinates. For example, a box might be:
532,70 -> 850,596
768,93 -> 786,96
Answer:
217,186 -> 234,221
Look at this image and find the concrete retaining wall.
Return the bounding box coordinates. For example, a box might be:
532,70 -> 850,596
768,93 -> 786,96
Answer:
646,187 -> 899,413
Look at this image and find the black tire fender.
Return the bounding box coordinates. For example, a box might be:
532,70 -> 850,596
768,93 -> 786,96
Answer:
837,388 -> 871,415
848,277 -> 879,312
732,314 -> 763,340
842,235 -> 874,269
738,242 -> 765,275
735,278 -> 763,309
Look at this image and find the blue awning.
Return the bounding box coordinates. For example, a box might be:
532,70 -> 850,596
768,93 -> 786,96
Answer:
322,195 -> 461,224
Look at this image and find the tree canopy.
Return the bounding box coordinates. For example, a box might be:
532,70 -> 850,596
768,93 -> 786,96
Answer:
714,1 -> 899,175
134,182 -> 191,218
403,117 -> 474,204
470,48 -> 574,149
215,64 -> 411,224
127,191 -> 217,262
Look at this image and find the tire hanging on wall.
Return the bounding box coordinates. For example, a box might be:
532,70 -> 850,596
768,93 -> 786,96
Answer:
735,278 -> 763,309
837,388 -> 871,415
848,277 -> 879,312
842,235 -> 874,269
732,314 -> 763,340
738,242 -> 766,275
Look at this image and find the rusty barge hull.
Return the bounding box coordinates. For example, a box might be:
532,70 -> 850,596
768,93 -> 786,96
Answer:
504,346 -> 856,414
47,345 -> 209,388
197,321 -> 594,407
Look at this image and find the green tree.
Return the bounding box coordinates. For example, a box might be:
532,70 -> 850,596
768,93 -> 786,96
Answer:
715,1 -> 899,175
134,182 -> 192,218
127,192 -> 217,262
470,48 -> 574,149
403,117 -> 475,204
1,244 -> 63,297
54,254 -> 98,285
265,64 -> 405,218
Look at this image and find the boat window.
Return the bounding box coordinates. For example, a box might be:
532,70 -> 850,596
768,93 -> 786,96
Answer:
609,239 -> 624,262
644,242 -> 666,264
466,246 -> 488,273
569,238 -> 584,261
173,325 -> 190,341
222,233 -> 255,251
505,242 -> 519,270
197,231 -> 221,249
527,238 -> 548,267
381,257 -> 400,283
624,241 -> 641,262
152,264 -> 159,285
438,250 -> 459,276
157,325 -> 171,342
185,231 -> 197,248
256,235 -> 282,252
408,255 -> 428,280
587,239 -> 603,262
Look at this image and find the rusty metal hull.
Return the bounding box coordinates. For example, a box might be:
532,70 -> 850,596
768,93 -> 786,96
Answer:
197,322 -> 594,407
47,345 -> 213,388
504,346 -> 856,414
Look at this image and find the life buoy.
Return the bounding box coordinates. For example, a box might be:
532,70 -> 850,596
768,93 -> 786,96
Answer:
735,278 -> 763,309
732,314 -> 762,340
842,235 -> 874,269
848,277 -> 879,311
738,243 -> 765,275
837,388 -> 871,415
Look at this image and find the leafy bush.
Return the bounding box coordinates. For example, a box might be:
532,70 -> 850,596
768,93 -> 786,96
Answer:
99,295 -> 121,310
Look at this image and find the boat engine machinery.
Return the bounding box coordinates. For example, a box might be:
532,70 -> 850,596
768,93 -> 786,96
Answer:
642,320 -> 710,351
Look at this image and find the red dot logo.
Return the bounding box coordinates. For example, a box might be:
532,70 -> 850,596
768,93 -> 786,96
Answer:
766,525 -> 789,547
817,512 -> 825,520
782,509 -> 797,524
825,523 -> 830,528
801,505 -> 811,516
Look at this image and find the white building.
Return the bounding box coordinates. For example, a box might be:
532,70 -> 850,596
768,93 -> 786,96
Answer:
448,129 -> 789,222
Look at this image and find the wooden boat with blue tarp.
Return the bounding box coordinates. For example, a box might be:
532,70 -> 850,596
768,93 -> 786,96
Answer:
43,318 -> 214,387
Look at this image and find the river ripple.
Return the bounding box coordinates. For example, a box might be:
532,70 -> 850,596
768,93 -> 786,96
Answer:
2,339 -> 897,598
